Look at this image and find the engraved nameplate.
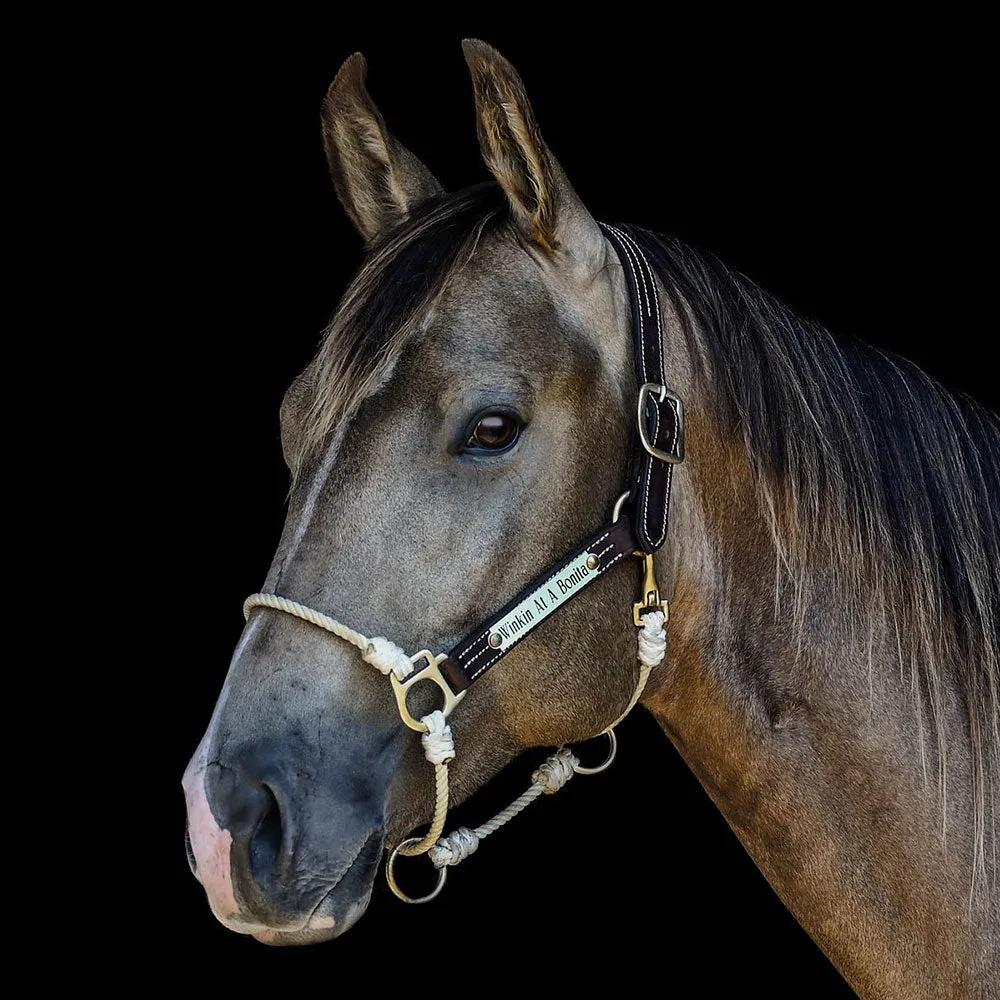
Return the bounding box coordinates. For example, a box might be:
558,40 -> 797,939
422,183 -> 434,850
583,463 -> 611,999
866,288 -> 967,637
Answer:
489,550 -> 598,651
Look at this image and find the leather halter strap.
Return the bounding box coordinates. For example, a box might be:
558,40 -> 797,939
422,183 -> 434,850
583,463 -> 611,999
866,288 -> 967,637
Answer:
600,223 -> 684,551
440,516 -> 639,692
434,223 -> 684,694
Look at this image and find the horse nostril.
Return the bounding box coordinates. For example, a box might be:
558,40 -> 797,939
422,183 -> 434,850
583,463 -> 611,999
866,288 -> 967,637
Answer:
184,821 -> 197,875
249,784 -> 283,880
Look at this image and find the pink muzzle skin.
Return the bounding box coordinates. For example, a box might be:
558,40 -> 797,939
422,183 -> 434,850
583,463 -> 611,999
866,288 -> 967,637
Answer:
182,733 -> 338,941
182,735 -> 245,928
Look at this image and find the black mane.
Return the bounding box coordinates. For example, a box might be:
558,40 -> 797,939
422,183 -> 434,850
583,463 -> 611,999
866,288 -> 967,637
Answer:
631,225 -> 1000,881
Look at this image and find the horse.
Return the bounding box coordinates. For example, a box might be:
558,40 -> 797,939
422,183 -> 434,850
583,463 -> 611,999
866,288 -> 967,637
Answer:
182,40 -> 999,997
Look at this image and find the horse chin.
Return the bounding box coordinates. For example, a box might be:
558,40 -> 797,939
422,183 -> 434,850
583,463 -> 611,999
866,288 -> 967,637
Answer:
201,832 -> 382,947
250,890 -> 373,946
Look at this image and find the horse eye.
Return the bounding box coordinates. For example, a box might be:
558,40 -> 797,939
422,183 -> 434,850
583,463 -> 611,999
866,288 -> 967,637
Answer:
465,412 -> 521,453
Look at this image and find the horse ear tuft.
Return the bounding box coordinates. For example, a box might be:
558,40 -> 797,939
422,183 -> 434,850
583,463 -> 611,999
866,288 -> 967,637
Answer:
322,53 -> 444,244
461,40 -> 605,271
462,39 -> 558,250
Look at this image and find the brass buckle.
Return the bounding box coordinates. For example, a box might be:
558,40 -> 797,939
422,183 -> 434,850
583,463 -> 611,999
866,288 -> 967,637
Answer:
637,382 -> 685,464
390,650 -> 466,732
633,552 -> 669,626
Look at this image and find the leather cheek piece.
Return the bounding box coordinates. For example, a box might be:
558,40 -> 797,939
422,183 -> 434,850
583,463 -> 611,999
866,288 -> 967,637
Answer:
635,394 -> 680,552
440,516 -> 640,693
601,222 -> 679,554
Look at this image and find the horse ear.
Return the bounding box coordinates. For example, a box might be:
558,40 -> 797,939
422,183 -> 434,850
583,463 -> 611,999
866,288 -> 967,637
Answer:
322,53 -> 445,244
462,39 -> 604,270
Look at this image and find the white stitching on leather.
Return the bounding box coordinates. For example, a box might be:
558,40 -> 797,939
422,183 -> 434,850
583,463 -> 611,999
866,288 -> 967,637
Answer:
606,225 -> 652,320
605,226 -> 657,543
605,225 -> 649,323
647,258 -> 670,548
599,547 -> 628,572
613,225 -> 662,374
461,639 -> 493,670
468,542 -> 630,682
459,530 -> 614,669
614,225 -> 672,550
457,627 -> 492,662
606,226 -> 653,350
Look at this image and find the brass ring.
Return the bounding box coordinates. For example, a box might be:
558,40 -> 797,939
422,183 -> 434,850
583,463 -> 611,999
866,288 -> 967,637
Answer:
385,836 -> 448,904
573,728 -> 618,775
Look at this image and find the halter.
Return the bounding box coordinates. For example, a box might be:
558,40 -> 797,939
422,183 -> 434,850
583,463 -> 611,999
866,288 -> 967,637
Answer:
243,223 -> 684,903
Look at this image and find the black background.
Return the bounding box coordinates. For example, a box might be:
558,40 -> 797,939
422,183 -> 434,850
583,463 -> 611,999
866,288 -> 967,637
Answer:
140,13 -> 992,996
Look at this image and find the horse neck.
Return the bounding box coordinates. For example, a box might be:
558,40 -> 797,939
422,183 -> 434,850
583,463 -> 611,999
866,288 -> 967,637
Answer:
637,351 -> 997,998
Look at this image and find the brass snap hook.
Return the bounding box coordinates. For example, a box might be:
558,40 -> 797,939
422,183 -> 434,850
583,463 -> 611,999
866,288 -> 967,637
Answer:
633,552 -> 669,626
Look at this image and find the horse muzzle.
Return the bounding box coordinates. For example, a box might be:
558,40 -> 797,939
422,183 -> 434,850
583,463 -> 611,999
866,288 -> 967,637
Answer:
182,728 -> 386,945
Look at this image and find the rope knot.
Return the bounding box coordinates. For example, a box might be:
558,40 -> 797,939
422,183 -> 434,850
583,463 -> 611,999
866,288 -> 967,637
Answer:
637,609 -> 667,666
532,748 -> 578,794
428,826 -> 479,868
420,710 -> 456,765
363,636 -> 414,681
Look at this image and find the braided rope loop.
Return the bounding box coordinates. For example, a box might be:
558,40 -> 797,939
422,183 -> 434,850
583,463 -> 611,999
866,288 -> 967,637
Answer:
424,609 -> 667,874
243,593 -> 369,651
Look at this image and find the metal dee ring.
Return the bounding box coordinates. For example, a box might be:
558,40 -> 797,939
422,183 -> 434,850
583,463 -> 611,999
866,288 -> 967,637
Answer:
611,489 -> 631,523
385,837 -> 448,904
389,650 -> 466,732
572,728 -> 618,775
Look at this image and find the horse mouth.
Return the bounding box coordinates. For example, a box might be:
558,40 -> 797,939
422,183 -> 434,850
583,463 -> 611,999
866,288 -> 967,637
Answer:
247,832 -> 383,946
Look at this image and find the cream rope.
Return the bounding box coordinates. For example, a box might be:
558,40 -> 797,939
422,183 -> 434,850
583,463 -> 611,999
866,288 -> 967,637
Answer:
243,594 -> 371,656
396,710 -> 453,855
604,608 -> 665,730
243,594 -> 415,680
428,748 -> 579,867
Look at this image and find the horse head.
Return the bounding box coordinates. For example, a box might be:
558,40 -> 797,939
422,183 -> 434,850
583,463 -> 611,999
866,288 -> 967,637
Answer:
183,41 -> 657,943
